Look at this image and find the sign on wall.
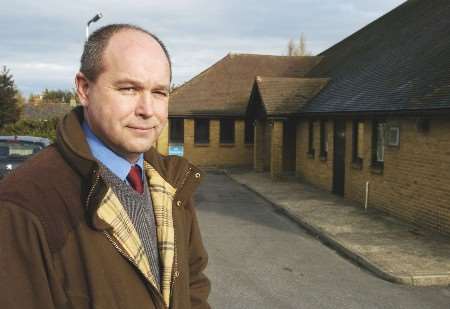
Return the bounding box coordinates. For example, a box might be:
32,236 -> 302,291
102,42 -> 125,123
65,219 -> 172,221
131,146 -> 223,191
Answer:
169,144 -> 184,157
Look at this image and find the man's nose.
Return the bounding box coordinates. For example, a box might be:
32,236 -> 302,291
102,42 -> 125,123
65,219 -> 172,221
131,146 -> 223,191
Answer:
136,91 -> 154,117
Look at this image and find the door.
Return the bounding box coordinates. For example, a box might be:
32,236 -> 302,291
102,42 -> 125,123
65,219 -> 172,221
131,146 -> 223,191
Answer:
332,121 -> 346,196
283,119 -> 296,172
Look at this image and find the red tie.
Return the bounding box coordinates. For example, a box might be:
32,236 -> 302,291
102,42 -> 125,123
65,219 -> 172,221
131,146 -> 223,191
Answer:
127,165 -> 143,194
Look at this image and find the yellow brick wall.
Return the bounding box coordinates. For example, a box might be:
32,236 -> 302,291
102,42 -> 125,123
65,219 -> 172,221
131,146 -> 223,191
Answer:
264,121 -> 272,171
155,124 -> 169,155
181,118 -> 253,167
254,120 -> 265,171
296,120 -> 333,191
294,117 -> 450,235
270,120 -> 283,178
345,118 -> 450,235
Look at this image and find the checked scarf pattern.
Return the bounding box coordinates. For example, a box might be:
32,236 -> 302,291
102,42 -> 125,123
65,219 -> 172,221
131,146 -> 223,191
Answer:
97,161 -> 177,309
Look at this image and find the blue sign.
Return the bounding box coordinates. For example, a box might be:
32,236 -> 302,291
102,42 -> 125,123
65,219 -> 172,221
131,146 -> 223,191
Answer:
169,144 -> 184,156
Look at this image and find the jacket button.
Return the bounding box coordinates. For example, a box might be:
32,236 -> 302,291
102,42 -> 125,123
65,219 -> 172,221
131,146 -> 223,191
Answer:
176,200 -> 182,207
194,172 -> 201,179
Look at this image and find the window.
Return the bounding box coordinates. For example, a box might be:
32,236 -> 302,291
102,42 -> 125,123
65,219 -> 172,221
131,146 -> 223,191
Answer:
387,126 -> 400,146
352,121 -> 364,165
308,120 -> 315,157
220,119 -> 235,144
244,119 -> 254,144
319,121 -> 328,159
169,118 -> 184,143
194,119 -> 209,144
371,120 -> 385,168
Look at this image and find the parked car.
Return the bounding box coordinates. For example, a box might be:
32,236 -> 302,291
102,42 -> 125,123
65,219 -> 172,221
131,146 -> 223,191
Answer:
0,136 -> 51,179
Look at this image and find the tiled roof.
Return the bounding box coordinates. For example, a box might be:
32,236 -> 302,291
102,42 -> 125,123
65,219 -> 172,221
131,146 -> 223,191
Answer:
251,77 -> 329,116
303,0 -> 450,114
169,53 -> 322,117
22,103 -> 72,121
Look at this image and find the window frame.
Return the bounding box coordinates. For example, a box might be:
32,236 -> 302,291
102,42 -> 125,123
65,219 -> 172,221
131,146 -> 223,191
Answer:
219,119 -> 235,144
169,118 -> 184,144
352,120 -> 364,167
194,119 -> 210,144
319,120 -> 328,160
371,120 -> 385,170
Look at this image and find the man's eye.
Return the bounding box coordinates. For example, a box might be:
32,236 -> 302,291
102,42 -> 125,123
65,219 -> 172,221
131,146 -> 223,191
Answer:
154,91 -> 168,97
119,87 -> 137,94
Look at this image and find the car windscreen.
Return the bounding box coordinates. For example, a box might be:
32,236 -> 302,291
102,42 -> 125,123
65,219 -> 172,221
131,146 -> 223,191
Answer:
0,140 -> 45,159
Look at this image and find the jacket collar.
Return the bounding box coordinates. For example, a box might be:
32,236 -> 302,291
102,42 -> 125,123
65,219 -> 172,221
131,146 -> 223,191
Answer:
56,107 -> 204,228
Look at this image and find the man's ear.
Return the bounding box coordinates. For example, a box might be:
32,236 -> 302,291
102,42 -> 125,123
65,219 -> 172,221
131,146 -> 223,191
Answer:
75,72 -> 90,106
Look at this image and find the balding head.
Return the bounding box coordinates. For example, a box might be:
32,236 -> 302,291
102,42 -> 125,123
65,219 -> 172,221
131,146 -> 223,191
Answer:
80,24 -> 172,82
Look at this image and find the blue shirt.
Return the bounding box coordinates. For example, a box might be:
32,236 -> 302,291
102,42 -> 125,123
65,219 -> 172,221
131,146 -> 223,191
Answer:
82,122 -> 144,183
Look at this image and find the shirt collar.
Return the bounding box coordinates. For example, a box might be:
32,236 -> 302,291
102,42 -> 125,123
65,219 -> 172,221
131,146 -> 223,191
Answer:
82,121 -> 144,181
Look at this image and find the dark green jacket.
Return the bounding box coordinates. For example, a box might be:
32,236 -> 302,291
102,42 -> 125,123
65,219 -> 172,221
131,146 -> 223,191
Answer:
0,108 -> 210,309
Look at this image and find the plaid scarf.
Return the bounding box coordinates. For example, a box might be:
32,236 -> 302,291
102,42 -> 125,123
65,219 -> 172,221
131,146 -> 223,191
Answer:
97,161 -> 177,308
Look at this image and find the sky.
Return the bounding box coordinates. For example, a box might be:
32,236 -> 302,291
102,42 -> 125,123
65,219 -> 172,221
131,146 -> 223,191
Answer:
0,0 -> 405,97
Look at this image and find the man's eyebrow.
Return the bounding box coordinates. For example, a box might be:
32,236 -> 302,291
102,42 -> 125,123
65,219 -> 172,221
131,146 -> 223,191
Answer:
154,84 -> 170,92
113,79 -> 169,91
113,78 -> 145,87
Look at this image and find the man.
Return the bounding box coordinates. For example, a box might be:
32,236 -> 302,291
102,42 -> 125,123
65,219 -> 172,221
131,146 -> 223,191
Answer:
0,24 -> 210,309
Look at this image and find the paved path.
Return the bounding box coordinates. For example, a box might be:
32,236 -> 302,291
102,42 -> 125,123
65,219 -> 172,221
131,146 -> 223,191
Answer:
226,170 -> 450,287
195,172 -> 450,309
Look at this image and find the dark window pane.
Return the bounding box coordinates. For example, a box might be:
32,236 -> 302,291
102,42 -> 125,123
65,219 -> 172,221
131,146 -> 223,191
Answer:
308,120 -> 315,156
352,121 -> 365,163
220,119 -> 235,144
169,118 -> 184,143
195,119 -> 209,144
372,121 -> 385,164
245,119 -> 254,144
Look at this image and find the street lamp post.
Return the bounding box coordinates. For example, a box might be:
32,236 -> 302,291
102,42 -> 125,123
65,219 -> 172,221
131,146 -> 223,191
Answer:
86,13 -> 103,40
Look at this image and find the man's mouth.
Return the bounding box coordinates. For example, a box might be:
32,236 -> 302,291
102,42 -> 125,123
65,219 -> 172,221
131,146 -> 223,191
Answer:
127,125 -> 155,131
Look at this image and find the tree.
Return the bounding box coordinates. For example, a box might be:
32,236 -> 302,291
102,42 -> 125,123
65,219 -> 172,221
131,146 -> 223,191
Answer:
42,88 -> 77,103
287,39 -> 295,56
287,33 -> 311,56
0,66 -> 21,128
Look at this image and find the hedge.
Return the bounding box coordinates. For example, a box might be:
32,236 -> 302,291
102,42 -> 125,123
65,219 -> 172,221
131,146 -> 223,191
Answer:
0,118 -> 59,141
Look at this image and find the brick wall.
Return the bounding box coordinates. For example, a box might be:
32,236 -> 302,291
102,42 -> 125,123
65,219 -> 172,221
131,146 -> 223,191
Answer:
264,121 -> 272,171
254,120 -> 265,171
294,117 -> 450,235
181,118 -> 253,167
270,120 -> 283,178
345,117 -> 450,235
156,124 -> 169,155
296,120 -> 333,191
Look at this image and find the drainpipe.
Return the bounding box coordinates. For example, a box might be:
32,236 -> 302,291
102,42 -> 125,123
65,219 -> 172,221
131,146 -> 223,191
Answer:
364,181 -> 369,211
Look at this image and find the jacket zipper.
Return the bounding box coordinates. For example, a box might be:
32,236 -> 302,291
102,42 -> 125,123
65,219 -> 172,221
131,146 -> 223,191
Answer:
86,171 -> 166,309
103,231 -> 166,308
169,166 -> 193,307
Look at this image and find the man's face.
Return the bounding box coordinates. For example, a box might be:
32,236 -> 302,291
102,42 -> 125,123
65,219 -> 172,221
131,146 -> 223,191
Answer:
76,30 -> 171,163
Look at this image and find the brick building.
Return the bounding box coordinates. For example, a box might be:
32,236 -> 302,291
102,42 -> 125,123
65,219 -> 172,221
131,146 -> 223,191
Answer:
166,53 -> 321,167
247,0 -> 450,235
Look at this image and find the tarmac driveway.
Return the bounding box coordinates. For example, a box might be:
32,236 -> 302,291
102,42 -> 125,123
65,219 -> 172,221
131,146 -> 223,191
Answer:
195,171 -> 450,309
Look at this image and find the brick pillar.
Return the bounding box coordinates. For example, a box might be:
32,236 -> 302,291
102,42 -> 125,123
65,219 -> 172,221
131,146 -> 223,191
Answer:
254,120 -> 265,172
210,120 -> 220,147
184,119 -> 194,159
270,120 -> 284,178
156,123 -> 169,155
